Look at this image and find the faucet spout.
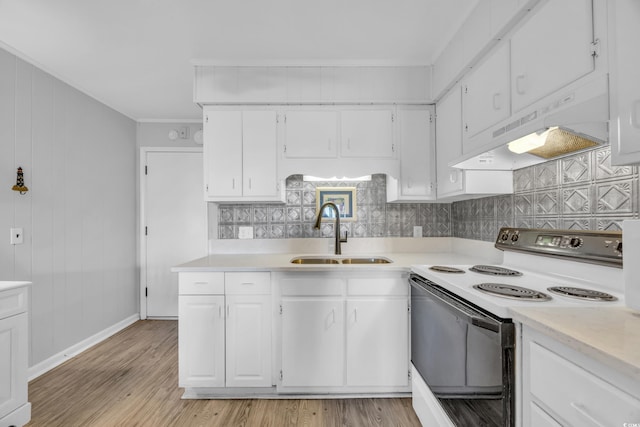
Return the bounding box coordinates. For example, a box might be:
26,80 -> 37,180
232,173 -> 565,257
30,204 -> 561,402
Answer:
314,201 -> 348,255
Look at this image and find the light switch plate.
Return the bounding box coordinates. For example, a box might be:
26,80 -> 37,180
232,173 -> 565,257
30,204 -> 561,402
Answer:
413,226 -> 423,238
238,226 -> 253,239
10,227 -> 23,245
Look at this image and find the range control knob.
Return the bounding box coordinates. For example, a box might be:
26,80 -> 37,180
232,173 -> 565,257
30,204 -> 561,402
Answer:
500,232 -> 509,241
569,237 -> 582,248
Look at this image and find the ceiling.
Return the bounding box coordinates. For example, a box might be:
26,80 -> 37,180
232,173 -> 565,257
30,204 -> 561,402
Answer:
0,0 -> 478,122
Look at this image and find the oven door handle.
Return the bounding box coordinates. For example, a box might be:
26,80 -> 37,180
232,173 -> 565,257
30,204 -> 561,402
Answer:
471,316 -> 500,333
410,274 -> 501,334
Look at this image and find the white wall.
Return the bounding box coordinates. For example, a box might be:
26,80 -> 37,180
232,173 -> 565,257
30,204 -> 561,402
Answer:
0,47 -> 138,367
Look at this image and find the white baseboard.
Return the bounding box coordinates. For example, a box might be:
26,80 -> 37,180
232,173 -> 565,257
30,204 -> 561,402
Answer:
28,314 -> 140,381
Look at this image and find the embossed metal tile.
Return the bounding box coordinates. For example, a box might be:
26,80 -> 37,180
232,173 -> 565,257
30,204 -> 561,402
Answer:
535,190 -> 559,215
535,218 -> 558,229
515,194 -> 533,216
562,153 -> 591,184
286,207 -> 302,222
562,186 -> 591,215
562,218 -> 592,231
596,180 -> 634,213
595,217 -> 628,231
534,162 -> 560,189
234,206 -> 252,223
219,206 -> 234,224
514,167 -> 535,192
594,147 -> 635,180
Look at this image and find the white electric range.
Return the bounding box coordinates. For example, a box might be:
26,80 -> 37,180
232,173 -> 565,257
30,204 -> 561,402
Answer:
409,227 -> 624,427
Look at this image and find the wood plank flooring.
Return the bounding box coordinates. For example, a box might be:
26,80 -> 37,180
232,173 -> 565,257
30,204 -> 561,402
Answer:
27,320 -> 421,427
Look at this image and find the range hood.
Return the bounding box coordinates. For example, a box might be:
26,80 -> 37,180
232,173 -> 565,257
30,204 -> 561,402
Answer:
452,74 -> 609,170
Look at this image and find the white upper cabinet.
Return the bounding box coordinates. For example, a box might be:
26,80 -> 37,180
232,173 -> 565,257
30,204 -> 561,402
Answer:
387,106 -> 435,201
203,107 -> 283,202
436,85 -> 514,201
283,111 -> 338,158
341,110 -> 394,158
510,0 -> 595,113
609,0 -> 640,165
462,42 -> 511,148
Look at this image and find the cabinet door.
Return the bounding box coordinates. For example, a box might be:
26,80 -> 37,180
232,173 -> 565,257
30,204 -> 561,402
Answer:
225,295 -> 272,387
346,298 -> 408,387
204,110 -> 242,198
284,111 -> 338,158
397,108 -> 435,198
436,86 -> 465,197
511,0 -> 594,112
0,313 -> 27,419
462,42 -> 510,142
242,111 -> 278,197
281,299 -> 344,387
178,295 -> 225,387
610,0 -> 640,165
341,110 -> 394,158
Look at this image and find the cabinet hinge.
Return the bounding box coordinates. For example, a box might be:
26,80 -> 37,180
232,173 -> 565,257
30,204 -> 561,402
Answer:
464,85 -> 468,94
145,165 -> 148,175
408,302 -> 411,313
283,145 -> 287,154
205,115 -> 209,123
590,39 -> 600,58
391,114 -> 395,123
279,304 -> 283,315
391,143 -> 395,153
280,370 -> 283,380
145,287 -> 148,297
145,226 -> 148,236
464,123 -> 469,133
408,370 -> 412,380
284,114 -> 287,124
429,114 -> 433,123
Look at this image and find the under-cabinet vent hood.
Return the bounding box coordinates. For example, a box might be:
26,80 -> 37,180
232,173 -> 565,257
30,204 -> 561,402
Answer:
452,74 -> 609,170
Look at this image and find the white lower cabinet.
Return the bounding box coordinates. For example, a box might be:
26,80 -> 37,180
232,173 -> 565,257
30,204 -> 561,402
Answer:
521,326 -> 640,427
178,272 -> 271,390
0,285 -> 30,427
277,272 -> 410,393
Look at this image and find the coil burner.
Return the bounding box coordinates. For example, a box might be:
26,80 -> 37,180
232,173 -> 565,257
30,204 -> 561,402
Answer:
547,286 -> 617,301
429,266 -> 465,273
473,283 -> 551,301
469,265 -> 523,276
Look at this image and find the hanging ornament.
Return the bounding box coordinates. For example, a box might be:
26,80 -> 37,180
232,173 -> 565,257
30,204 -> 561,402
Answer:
12,167 -> 28,195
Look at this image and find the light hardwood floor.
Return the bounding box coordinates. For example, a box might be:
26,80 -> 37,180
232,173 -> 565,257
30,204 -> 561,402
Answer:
27,320 -> 421,427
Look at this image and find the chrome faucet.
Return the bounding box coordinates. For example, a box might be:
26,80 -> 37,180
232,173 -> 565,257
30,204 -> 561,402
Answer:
314,201 -> 348,255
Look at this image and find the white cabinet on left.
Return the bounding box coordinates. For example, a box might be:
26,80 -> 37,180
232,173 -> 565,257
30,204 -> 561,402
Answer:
178,272 -> 272,392
0,284 -> 30,427
203,108 -> 285,202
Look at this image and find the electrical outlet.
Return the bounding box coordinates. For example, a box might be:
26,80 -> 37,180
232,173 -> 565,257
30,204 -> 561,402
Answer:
413,226 -> 423,238
10,227 -> 23,245
238,226 -> 253,239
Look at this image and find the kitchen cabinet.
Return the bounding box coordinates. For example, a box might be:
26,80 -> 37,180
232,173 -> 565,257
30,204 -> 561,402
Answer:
386,106 -> 436,202
510,0 -> 595,113
435,85 -> 513,201
521,326 -> 640,427
276,272 -> 410,393
178,272 -> 271,390
0,285 -> 30,427
609,0 -> 640,165
340,109 -> 394,158
283,110 -> 338,158
203,108 -> 284,202
462,42 -> 510,150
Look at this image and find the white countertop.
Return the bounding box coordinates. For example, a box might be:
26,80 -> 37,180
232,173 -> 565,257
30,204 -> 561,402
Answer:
511,306 -> 640,380
0,281 -> 30,292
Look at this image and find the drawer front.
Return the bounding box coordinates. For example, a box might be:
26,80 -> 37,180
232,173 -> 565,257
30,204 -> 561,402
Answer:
0,287 -> 28,320
279,276 -> 344,296
225,272 -> 271,295
347,277 -> 408,296
529,341 -> 640,426
179,272 -> 224,295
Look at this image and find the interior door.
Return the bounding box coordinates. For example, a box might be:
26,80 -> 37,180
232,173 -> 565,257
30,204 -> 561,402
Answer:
144,150 -> 207,317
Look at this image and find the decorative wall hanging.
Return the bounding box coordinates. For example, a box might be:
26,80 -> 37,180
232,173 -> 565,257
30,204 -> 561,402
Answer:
12,167 -> 28,195
316,187 -> 357,221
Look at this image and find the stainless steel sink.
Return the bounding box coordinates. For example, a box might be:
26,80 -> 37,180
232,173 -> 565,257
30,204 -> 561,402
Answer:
290,257 -> 340,264
290,256 -> 392,264
341,257 -> 392,264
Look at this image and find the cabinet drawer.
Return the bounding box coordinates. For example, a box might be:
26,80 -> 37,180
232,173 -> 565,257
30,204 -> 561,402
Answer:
179,272 -> 224,295
0,287 -> 28,320
280,276 -> 344,296
347,277 -> 408,296
529,341 -> 640,426
225,272 -> 271,295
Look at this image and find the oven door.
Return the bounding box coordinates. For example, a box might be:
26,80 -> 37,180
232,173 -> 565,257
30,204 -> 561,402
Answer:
410,274 -> 514,427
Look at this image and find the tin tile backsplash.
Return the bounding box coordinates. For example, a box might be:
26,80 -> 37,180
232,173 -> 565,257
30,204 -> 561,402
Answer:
216,146 -> 639,241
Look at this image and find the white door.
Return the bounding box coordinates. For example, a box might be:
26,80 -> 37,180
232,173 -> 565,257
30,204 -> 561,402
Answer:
225,294 -> 272,387
178,295 -> 225,387
144,150 -> 207,317
281,298 -> 344,387
346,298 -> 409,387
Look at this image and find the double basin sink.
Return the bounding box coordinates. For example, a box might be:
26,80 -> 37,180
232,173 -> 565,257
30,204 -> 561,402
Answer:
290,256 -> 392,265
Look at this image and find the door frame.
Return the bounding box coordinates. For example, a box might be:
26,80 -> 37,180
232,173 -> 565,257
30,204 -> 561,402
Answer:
139,147 -> 206,319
